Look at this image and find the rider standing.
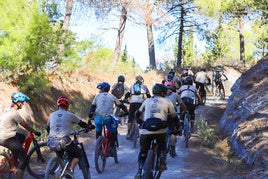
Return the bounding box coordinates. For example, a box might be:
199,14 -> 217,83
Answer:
163,69 -> 182,89
47,96 -> 92,177
165,84 -> 187,157
111,75 -> 130,100
135,83 -> 177,177
0,92 -> 40,179
212,64 -> 228,92
124,75 -> 151,140
178,77 -> 202,133
194,66 -> 211,96
88,82 -> 128,150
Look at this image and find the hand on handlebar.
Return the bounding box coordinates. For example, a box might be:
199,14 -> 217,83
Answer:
34,131 -> 41,136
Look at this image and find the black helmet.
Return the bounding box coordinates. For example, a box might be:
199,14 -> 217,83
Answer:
135,75 -> 144,84
184,76 -> 193,85
168,69 -> 175,75
97,82 -> 110,92
200,66 -> 206,71
118,75 -> 125,83
152,83 -> 168,96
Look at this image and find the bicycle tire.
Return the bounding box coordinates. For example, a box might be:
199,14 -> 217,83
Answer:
132,123 -> 139,148
219,87 -> 225,100
184,113 -> 190,148
44,156 -> 64,179
94,136 -> 106,173
143,150 -> 154,179
0,151 -> 12,177
166,134 -> 171,154
79,143 -> 91,179
113,146 -> 118,164
27,142 -> 56,178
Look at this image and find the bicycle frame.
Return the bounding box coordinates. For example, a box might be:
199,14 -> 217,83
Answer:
0,133 -> 35,174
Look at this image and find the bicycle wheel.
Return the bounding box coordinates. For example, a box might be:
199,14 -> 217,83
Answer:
143,150 -> 154,179
27,142 -> 56,178
79,144 -> 91,179
113,146 -> 118,164
184,114 -> 190,148
94,136 -> 106,173
132,123 -> 139,148
166,134 -> 171,154
0,151 -> 12,178
44,156 -> 64,179
219,87 -> 225,100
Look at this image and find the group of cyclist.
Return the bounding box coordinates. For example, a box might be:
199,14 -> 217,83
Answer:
0,64 -> 228,178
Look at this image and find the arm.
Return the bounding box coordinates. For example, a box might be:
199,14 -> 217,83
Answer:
88,104 -> 96,118
19,120 -> 39,135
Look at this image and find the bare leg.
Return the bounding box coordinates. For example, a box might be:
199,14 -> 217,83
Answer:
69,157 -> 79,172
16,169 -> 24,179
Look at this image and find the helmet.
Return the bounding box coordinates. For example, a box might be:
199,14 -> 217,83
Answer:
184,76 -> 193,85
135,75 -> 144,84
200,66 -> 206,71
118,75 -> 125,83
57,96 -> 70,108
215,64 -> 223,71
97,82 -> 110,92
168,69 -> 175,75
152,83 -> 168,96
11,92 -> 30,103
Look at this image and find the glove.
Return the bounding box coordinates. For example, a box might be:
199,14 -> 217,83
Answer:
34,131 -> 41,136
87,120 -> 95,130
84,128 -> 89,133
88,113 -> 94,118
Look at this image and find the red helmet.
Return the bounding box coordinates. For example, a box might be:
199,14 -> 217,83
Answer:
57,96 -> 69,108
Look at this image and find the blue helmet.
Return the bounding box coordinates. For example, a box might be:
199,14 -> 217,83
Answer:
97,82 -> 110,92
152,83 -> 168,96
11,92 -> 30,103
184,76 -> 193,85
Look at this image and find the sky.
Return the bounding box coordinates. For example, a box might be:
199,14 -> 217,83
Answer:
69,16 -> 175,70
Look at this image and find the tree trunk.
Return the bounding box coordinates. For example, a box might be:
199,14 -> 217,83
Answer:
146,23 -> 156,69
239,17 -> 246,67
112,6 -> 128,64
176,1 -> 184,70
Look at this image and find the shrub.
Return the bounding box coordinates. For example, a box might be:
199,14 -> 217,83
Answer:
197,117 -> 216,148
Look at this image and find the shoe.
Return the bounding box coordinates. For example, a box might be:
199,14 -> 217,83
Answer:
169,149 -> 177,158
108,146 -> 115,157
64,169 -> 74,178
125,134 -> 130,140
159,161 -> 167,171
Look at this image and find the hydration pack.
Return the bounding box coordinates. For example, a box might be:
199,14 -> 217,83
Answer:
111,83 -> 124,99
133,83 -> 141,95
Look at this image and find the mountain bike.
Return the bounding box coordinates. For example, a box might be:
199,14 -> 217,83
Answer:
129,119 -> 139,148
212,79 -> 225,100
142,139 -> 162,179
0,132 -> 54,178
94,115 -> 119,173
44,129 -> 90,179
183,111 -> 191,148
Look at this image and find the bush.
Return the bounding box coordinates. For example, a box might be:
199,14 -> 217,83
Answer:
196,117 -> 216,148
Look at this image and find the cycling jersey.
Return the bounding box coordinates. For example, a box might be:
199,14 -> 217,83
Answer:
139,96 -> 175,135
178,85 -> 197,100
47,109 -> 80,138
129,84 -> 150,103
92,92 -> 121,117
0,108 -> 24,140
195,71 -> 210,84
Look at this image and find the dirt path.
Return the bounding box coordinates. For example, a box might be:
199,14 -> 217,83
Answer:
24,95 -> 253,179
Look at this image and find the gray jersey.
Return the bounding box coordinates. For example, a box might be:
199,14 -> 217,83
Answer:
166,92 -> 183,112
178,85 -> 197,100
0,108 -> 24,140
195,71 -> 209,84
47,109 -> 80,138
129,84 -> 150,103
92,92 -> 120,117
139,96 -> 176,135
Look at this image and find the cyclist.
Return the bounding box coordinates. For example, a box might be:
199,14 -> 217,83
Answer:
181,66 -> 195,84
162,69 -> 182,89
213,64 -> 228,93
111,75 -> 130,100
165,83 -> 187,157
47,96 -> 93,177
124,75 -> 151,140
88,82 -> 128,152
135,83 -> 177,177
178,76 -> 202,133
0,92 -> 40,179
194,66 -> 211,99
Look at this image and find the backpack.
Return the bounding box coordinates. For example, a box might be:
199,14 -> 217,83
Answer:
112,83 -> 125,99
133,83 -> 141,95
165,75 -> 175,87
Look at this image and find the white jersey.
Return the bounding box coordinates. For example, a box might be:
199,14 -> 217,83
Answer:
166,92 -> 183,112
92,92 -> 121,117
178,85 -> 197,100
47,109 -> 80,138
139,96 -> 176,135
